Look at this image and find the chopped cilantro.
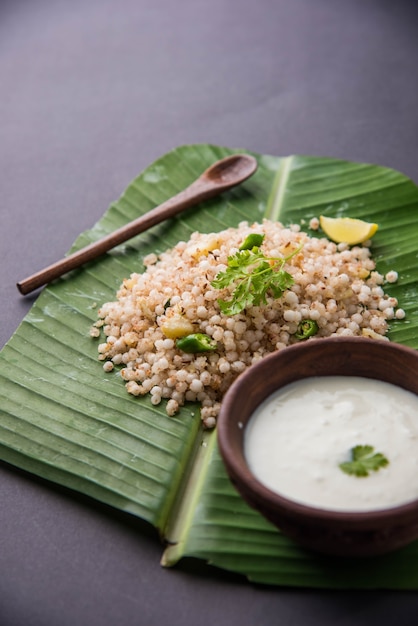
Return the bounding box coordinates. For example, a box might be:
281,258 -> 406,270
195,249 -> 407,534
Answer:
211,242 -> 302,316
339,445 -> 389,478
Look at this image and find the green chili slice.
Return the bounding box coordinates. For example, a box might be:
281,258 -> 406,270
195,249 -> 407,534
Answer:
239,233 -> 265,250
176,333 -> 217,353
295,319 -> 319,339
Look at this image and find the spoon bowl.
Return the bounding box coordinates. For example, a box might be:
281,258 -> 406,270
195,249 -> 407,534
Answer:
203,153 -> 258,189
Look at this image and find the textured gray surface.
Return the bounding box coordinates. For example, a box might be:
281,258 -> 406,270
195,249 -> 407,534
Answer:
1,0 -> 418,624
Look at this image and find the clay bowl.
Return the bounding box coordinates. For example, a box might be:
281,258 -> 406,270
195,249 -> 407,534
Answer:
217,337 -> 418,557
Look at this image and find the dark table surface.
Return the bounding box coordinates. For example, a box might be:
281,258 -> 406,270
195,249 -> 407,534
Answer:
1,1 -> 418,624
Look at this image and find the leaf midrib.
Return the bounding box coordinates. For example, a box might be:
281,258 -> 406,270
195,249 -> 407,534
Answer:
161,428 -> 217,566
264,155 -> 294,221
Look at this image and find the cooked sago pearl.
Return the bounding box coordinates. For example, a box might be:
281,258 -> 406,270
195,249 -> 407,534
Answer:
378,299 -> 393,311
283,309 -> 301,323
190,379 -> 204,393
103,361 -> 114,373
125,381 -> 142,396
166,399 -> 179,416
385,270 -> 398,283
218,359 -> 230,374
396,308 -> 406,319
204,416 -> 216,429
176,369 -> 188,382
197,306 -> 209,318
200,371 -> 211,385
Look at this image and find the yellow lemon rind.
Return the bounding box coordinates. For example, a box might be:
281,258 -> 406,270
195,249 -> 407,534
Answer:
319,216 -> 378,245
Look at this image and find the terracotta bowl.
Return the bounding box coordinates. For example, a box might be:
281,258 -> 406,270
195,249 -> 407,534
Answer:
217,337 -> 418,557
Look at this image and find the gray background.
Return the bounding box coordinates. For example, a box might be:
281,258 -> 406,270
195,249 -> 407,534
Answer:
1,0 -> 418,624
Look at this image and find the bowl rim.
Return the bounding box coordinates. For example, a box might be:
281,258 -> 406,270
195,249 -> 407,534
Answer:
217,337 -> 418,524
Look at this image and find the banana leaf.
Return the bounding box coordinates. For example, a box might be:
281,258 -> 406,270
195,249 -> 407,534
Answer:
1,144 -> 418,588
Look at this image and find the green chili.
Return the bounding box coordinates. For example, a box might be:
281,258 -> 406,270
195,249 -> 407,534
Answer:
239,233 -> 265,250
176,333 -> 217,353
295,319 -> 319,340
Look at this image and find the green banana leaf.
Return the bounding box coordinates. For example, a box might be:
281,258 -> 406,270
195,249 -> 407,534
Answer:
1,144 -> 418,588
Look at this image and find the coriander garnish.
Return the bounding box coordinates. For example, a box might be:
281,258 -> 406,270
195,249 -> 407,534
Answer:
339,445 -> 389,478
211,238 -> 302,316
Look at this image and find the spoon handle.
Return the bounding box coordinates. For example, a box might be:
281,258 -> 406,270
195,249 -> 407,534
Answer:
17,174 -> 233,295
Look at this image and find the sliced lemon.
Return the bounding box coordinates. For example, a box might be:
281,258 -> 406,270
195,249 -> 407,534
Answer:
319,215 -> 378,245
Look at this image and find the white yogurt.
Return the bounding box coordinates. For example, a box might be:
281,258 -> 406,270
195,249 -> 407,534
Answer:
244,376 -> 418,511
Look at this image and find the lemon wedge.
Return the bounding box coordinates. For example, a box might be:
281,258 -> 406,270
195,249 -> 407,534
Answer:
319,216 -> 378,245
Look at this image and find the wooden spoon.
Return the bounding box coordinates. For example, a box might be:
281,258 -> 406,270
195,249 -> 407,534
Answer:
17,153 -> 258,295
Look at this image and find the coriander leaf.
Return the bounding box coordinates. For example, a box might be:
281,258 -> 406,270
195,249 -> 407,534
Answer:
339,445 -> 389,478
211,244 -> 302,316
268,270 -> 294,297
